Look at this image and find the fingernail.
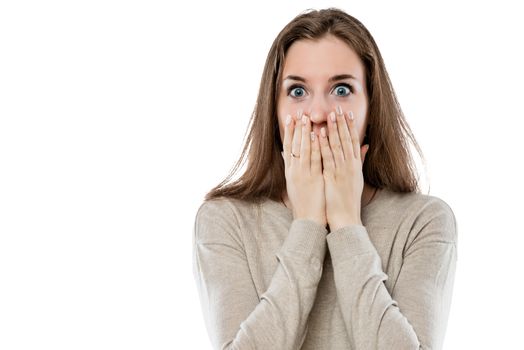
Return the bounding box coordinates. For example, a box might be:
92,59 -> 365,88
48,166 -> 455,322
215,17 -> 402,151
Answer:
302,115 -> 307,125
285,114 -> 291,125
336,105 -> 343,115
330,112 -> 336,122
297,109 -> 303,118
321,127 -> 327,137
310,131 -> 315,141
349,111 -> 354,120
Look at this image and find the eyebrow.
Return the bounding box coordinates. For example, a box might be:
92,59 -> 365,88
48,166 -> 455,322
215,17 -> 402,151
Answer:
283,74 -> 358,83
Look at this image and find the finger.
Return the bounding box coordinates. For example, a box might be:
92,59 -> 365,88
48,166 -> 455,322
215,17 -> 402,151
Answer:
319,126 -> 334,174
282,114 -> 294,166
345,111 -> 361,159
327,111 -> 344,167
336,105 -> 352,161
291,111 -> 303,162
311,130 -> 321,174
300,114 -> 311,167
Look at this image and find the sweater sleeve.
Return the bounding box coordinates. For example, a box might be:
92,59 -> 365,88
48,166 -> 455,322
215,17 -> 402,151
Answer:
325,197 -> 458,350
192,199 -> 328,350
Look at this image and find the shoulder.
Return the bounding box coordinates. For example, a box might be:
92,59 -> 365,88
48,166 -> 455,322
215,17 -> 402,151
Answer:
193,197 -> 258,245
380,189 -> 457,244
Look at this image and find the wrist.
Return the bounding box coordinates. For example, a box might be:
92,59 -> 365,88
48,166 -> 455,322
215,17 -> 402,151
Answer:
329,217 -> 362,231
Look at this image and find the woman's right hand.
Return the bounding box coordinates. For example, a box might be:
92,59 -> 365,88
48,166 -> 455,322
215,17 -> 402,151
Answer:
281,111 -> 327,228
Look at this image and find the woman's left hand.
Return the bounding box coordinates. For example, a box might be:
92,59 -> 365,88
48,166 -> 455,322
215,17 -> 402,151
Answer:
319,106 -> 370,231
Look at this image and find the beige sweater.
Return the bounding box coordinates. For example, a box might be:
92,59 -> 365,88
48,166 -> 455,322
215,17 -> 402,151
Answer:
192,187 -> 458,349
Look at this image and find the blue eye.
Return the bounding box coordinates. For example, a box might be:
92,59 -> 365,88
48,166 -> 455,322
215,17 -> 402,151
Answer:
333,84 -> 353,96
288,85 -> 306,98
287,83 -> 354,98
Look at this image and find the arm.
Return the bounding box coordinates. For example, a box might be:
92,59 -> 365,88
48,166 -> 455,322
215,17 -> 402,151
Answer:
326,198 -> 458,349
192,199 -> 328,350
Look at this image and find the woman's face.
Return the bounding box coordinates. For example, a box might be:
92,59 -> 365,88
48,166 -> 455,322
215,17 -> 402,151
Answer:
276,34 -> 369,147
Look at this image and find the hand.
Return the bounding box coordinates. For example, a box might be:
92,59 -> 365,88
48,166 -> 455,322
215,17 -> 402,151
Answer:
319,106 -> 370,231
281,110 -> 327,228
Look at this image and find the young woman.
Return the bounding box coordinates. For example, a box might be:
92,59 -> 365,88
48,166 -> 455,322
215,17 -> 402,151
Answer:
193,8 -> 457,350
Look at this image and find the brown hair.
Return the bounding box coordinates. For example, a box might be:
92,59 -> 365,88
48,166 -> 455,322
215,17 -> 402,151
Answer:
204,7 -> 426,204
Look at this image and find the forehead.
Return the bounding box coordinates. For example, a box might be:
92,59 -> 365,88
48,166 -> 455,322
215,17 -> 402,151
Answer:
282,35 -> 365,83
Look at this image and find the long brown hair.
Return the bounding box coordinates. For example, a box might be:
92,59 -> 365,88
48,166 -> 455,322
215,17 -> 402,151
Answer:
204,7 -> 426,204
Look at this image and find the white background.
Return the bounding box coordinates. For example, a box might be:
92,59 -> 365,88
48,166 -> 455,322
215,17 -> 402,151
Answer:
1,0 -> 523,349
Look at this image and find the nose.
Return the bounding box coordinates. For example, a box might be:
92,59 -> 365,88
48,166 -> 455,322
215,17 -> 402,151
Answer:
307,96 -> 332,134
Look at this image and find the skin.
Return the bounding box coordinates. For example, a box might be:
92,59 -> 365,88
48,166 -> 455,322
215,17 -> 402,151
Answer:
277,34 -> 377,230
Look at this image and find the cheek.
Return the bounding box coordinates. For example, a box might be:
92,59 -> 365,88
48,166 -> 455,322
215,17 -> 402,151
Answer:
277,94 -> 298,118
278,119 -> 284,142
276,114 -> 286,144
351,120 -> 362,140
353,115 -> 367,145
355,101 -> 368,144
277,101 -> 290,141
358,125 -> 366,145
